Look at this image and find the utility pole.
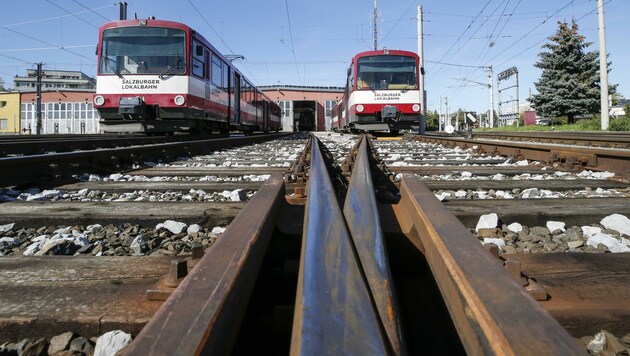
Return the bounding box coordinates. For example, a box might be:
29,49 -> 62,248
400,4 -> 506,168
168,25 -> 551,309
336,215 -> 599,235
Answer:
488,65 -> 494,128
36,63 -> 43,135
439,97 -> 443,131
597,0 -> 609,130
445,96 -> 449,128
372,0 -> 378,50
417,5 -> 425,134
516,71 -> 521,127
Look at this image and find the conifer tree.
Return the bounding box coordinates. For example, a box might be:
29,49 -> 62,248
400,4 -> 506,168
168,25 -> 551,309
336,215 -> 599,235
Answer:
530,19 -> 615,124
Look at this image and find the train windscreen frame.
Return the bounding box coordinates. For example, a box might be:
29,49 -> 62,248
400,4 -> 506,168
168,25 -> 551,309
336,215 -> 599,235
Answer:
356,55 -> 418,90
99,26 -> 186,76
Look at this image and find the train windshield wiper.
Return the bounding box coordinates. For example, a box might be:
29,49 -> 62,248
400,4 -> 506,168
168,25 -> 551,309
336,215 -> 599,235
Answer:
103,56 -> 124,79
159,56 -> 182,79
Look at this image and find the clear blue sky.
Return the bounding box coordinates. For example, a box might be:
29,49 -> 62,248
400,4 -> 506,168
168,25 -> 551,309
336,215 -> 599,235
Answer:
0,0 -> 627,115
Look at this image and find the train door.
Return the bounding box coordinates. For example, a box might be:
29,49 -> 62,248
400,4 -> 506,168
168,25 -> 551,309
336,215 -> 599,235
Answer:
232,72 -> 240,124
263,101 -> 269,131
226,66 -> 231,123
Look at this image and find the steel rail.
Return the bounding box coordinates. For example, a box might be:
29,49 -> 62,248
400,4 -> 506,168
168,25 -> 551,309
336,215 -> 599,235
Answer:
0,134 -> 222,157
0,133 -> 291,187
343,135 -> 406,355
472,131 -> 630,148
412,135 -> 630,176
393,174 -> 586,355
124,174 -> 286,355
290,135 -> 389,355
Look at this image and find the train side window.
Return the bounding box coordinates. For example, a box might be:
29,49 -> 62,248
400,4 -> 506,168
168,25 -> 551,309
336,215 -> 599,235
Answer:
192,39 -> 205,78
222,60 -> 229,90
211,54 -> 222,87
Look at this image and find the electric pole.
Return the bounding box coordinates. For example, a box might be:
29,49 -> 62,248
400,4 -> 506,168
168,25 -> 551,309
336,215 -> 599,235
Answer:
488,65 -> 494,128
417,5 -> 425,134
372,0 -> 378,50
445,96 -> 449,128
36,63 -> 43,135
439,97 -> 443,131
597,0 -> 609,130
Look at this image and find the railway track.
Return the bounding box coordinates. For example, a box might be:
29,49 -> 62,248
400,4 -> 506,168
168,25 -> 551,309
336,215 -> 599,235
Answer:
413,132 -> 630,177
0,133 -> 239,157
0,132 -> 291,188
1,132 -> 629,354
467,131 -> 630,149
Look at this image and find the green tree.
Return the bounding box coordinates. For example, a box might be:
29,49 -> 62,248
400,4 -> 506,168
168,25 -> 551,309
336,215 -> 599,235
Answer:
530,19 -> 616,124
424,110 -> 439,131
611,92 -> 624,106
0,78 -> 6,92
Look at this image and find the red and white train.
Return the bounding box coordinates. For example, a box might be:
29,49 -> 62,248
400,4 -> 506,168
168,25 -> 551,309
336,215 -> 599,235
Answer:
331,49 -> 422,133
93,19 -> 281,134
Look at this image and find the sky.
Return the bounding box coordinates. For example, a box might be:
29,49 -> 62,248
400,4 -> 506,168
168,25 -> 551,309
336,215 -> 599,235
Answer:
0,0 -> 627,115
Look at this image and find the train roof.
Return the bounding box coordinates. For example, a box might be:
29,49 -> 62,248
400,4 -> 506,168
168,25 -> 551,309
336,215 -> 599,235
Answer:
98,19 -> 191,32
352,49 -> 419,61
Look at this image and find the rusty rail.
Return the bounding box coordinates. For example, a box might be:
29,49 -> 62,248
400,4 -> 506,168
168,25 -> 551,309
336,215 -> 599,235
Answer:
471,131 -> 630,149
290,135 -> 391,354
122,133 -> 590,354
392,174 -> 585,354
124,174 -> 286,355
0,133 -> 291,187
412,134 -> 630,176
342,136 -> 405,354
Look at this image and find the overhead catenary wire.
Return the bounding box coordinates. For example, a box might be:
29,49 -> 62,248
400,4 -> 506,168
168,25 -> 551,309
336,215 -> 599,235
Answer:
380,0 -> 417,44
70,0 -> 111,22
283,0 -> 302,85
1,4 -> 115,28
45,0 -> 100,29
0,24 -> 93,62
426,0 -> 493,85
433,0 -> 595,109
460,0 -> 523,85
495,0 -> 615,68
485,0 -> 577,64
186,0 -> 260,84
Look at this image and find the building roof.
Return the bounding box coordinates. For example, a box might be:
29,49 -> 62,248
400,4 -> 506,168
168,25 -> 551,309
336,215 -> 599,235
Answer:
259,84 -> 344,93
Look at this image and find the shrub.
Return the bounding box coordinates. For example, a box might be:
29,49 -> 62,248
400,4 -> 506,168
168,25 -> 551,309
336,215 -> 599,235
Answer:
577,118 -> 601,130
549,116 -> 566,126
609,116 -> 630,131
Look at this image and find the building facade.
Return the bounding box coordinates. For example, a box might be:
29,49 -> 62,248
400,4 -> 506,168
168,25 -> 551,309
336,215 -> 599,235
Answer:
0,92 -> 21,134
19,91 -> 100,134
260,85 -> 344,132
13,69 -> 96,92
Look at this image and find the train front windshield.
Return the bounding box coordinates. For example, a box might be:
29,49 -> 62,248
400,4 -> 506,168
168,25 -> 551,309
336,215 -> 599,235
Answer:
100,27 -> 186,76
356,55 -> 418,90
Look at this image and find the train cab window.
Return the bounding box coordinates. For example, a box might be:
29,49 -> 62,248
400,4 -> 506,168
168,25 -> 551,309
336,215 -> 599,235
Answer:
192,40 -> 205,78
357,55 -> 418,90
100,27 -> 186,76
211,54 -> 222,87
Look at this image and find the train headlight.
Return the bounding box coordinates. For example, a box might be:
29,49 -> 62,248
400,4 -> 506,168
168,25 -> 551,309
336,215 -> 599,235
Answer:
412,104 -> 421,112
356,104 -> 364,113
94,95 -> 105,106
174,95 -> 186,106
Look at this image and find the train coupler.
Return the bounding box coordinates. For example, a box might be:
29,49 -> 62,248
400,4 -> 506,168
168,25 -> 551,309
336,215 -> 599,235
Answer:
118,96 -> 147,117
